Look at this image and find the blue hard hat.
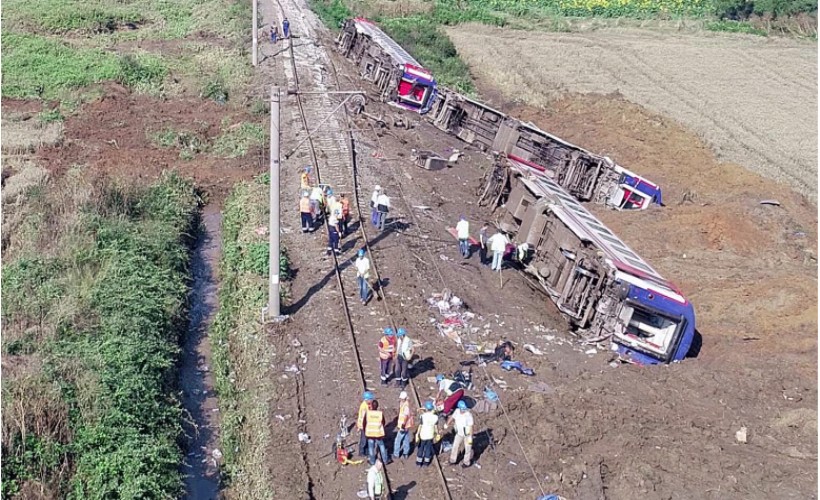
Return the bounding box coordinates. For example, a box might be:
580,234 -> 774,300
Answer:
358,249 -> 365,257
327,188 -> 333,195
457,400 -> 467,410
384,328 -> 394,336
436,374 -> 444,382
363,391 -> 374,401
425,401 -> 434,411
397,328 -> 406,337
460,215 -> 466,220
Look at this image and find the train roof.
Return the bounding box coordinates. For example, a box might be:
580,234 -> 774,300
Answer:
514,168 -> 685,302
352,18 -> 421,69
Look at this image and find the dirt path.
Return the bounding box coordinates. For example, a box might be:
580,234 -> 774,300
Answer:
180,204 -> 223,499
447,26 -> 818,203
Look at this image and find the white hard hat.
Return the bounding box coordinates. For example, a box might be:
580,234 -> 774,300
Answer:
399,391 -> 408,400
374,185 -> 381,191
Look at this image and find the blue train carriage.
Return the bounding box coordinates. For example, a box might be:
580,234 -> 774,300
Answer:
337,18 -> 437,114
499,158 -> 696,364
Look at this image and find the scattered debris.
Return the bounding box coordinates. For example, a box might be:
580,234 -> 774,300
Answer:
759,199 -> 781,206
285,364 -> 300,373
291,338 -> 302,347
585,348 -> 597,355
524,344 -> 544,355
412,149 -> 447,171
298,432 -> 311,444
212,448 -> 223,460
509,461 -> 517,466
500,360 -> 534,376
735,427 -> 748,444
255,226 -> 268,236
528,381 -> 554,394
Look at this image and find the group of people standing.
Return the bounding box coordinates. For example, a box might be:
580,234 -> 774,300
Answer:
298,168 -> 351,255
356,387 -> 476,471
269,16 -> 290,44
456,216 -> 513,271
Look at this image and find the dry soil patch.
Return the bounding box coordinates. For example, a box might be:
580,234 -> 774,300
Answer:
448,26 -> 818,202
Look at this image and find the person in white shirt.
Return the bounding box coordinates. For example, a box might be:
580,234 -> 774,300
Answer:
310,185 -> 324,224
393,328 -> 414,388
376,191 -> 390,232
366,460 -> 385,500
370,185 -> 381,227
488,231 -> 509,271
445,400 -> 474,467
355,249 -> 371,304
327,209 -> 341,255
456,216 -> 470,258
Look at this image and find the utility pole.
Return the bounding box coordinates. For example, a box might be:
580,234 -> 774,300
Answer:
252,0 -> 258,66
268,85 -> 281,319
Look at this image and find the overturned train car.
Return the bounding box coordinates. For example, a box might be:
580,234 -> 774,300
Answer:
337,18 -> 437,114
336,17 -> 661,211
336,18 -> 695,363
492,158 -> 695,364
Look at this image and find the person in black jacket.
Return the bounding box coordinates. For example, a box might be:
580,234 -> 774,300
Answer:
460,340 -> 514,366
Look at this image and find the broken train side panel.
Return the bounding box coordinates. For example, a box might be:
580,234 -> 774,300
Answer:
495,162 -> 696,364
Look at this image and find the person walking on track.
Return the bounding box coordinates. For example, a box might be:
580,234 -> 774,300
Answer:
394,328 -> 414,388
365,400 -> 391,465
415,401 -> 440,468
488,230 -> 510,272
370,185 -> 381,227
282,17 -> 290,38
300,191 -> 312,233
378,328 -> 397,386
270,26 -> 279,44
393,391 -> 414,460
300,166 -> 311,190
445,400 -> 474,467
355,249 -> 371,305
376,190 -> 391,232
327,207 -> 341,255
456,215 -> 470,258
340,193 -> 351,236
357,392 -> 375,457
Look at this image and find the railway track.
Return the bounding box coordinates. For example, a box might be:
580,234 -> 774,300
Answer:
273,0 -> 454,497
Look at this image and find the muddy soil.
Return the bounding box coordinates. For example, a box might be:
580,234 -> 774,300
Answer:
180,205 -> 223,499
255,13 -> 817,500
31,83 -> 265,201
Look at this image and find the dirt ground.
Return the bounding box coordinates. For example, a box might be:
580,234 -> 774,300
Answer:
256,7 -> 817,500
7,83 -> 266,202
447,26 -> 818,203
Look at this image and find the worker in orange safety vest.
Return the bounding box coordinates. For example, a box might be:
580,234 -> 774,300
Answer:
357,391 -> 375,457
365,400 -> 391,465
378,328 -> 397,386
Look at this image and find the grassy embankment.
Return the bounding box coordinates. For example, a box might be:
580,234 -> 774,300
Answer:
209,176 -> 292,497
1,0 -> 272,496
309,0 -> 815,91
2,0 -> 260,130
1,170 -> 200,498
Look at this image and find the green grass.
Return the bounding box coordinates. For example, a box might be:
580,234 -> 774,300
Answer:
210,177 -> 290,494
1,33 -> 167,99
1,172 -> 201,498
380,16 -> 476,94
706,19 -> 769,34
212,122 -> 267,159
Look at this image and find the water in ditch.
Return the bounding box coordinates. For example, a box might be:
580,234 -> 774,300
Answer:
180,204 -> 222,499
